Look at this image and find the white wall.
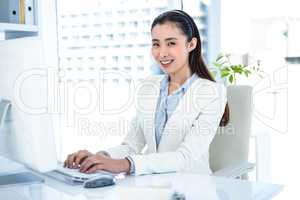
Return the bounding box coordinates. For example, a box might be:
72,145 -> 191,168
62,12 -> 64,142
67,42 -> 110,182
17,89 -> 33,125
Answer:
208,0 -> 221,65
220,0 -> 300,199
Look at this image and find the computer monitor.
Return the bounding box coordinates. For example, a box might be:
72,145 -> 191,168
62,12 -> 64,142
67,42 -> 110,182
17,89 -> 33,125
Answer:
0,38 -> 57,173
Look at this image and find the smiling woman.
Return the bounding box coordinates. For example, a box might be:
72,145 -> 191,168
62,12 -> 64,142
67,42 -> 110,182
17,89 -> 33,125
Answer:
150,10 -> 229,125
64,10 -> 229,176
151,23 -> 195,77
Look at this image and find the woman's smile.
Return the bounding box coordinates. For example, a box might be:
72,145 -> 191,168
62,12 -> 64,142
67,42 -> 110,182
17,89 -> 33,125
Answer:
160,59 -> 174,68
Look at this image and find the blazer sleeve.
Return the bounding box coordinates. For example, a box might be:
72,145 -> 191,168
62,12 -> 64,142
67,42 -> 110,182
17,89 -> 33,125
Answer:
104,75 -> 162,159
130,84 -> 227,175
104,115 -> 146,159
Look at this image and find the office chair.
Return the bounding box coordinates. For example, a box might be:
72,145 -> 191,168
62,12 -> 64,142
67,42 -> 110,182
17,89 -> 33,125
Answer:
209,85 -> 255,179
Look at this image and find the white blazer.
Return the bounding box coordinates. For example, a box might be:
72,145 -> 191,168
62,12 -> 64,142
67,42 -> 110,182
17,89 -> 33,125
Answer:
106,75 -> 227,176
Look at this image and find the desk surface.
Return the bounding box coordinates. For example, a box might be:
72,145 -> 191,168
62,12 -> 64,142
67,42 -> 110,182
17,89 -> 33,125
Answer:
0,171 -> 283,200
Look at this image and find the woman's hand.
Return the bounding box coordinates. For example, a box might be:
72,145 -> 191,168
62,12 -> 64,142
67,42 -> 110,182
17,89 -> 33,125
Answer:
79,154 -> 130,174
64,150 -> 94,169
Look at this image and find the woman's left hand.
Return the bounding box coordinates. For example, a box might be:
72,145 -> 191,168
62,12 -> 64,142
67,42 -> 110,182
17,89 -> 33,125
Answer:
79,154 -> 130,174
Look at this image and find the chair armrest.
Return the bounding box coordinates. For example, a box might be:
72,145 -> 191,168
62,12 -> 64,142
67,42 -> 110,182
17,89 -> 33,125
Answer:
212,162 -> 255,178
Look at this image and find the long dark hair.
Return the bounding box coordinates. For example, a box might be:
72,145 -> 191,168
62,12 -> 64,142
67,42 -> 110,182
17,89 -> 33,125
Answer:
151,10 -> 229,126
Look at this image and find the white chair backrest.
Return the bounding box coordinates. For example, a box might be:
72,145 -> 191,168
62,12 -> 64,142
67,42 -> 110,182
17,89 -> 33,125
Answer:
209,85 -> 253,172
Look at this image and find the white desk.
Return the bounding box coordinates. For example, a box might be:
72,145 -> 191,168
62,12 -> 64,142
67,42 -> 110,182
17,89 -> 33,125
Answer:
0,171 -> 283,200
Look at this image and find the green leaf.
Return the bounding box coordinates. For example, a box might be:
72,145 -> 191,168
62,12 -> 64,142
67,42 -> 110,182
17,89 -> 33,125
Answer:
231,65 -> 243,74
222,68 -> 232,75
213,62 -> 222,68
229,74 -> 234,84
231,65 -> 237,70
219,60 -> 229,67
221,71 -> 230,78
244,71 -> 249,77
238,66 -> 245,73
244,69 -> 251,77
216,53 -> 224,62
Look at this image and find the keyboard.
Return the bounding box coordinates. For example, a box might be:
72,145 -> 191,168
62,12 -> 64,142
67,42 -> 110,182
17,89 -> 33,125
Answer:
46,164 -> 114,184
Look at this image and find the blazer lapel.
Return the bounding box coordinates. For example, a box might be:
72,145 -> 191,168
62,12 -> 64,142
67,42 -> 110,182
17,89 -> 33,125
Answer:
137,76 -> 163,153
158,78 -> 219,151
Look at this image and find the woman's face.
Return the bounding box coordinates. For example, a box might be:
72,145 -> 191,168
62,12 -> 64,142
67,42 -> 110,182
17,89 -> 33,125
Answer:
151,22 -> 195,76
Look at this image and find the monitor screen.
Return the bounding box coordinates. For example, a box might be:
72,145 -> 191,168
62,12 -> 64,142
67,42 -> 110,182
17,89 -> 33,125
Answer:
0,38 -> 57,173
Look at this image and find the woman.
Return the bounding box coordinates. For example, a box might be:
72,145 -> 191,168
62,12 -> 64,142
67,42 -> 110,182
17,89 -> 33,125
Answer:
64,10 -> 229,176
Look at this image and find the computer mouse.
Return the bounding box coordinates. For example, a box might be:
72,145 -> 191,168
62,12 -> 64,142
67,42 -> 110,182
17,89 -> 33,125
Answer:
83,174 -> 116,188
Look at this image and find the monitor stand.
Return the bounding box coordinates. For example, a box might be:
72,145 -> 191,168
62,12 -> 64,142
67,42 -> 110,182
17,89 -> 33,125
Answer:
0,99 -> 44,190
0,99 -> 25,175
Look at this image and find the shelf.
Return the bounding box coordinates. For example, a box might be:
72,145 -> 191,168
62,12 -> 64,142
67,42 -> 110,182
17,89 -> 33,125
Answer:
0,22 -> 38,32
0,23 -> 38,39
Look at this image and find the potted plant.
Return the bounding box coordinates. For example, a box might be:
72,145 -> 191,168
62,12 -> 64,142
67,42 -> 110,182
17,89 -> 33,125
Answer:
212,53 -> 264,85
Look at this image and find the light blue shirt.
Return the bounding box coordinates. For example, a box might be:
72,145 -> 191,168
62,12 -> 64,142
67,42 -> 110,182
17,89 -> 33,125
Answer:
126,73 -> 199,174
154,73 -> 198,148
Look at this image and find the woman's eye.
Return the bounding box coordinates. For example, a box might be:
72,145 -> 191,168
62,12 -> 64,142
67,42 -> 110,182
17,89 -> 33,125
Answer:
168,42 -> 176,46
152,43 -> 159,47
